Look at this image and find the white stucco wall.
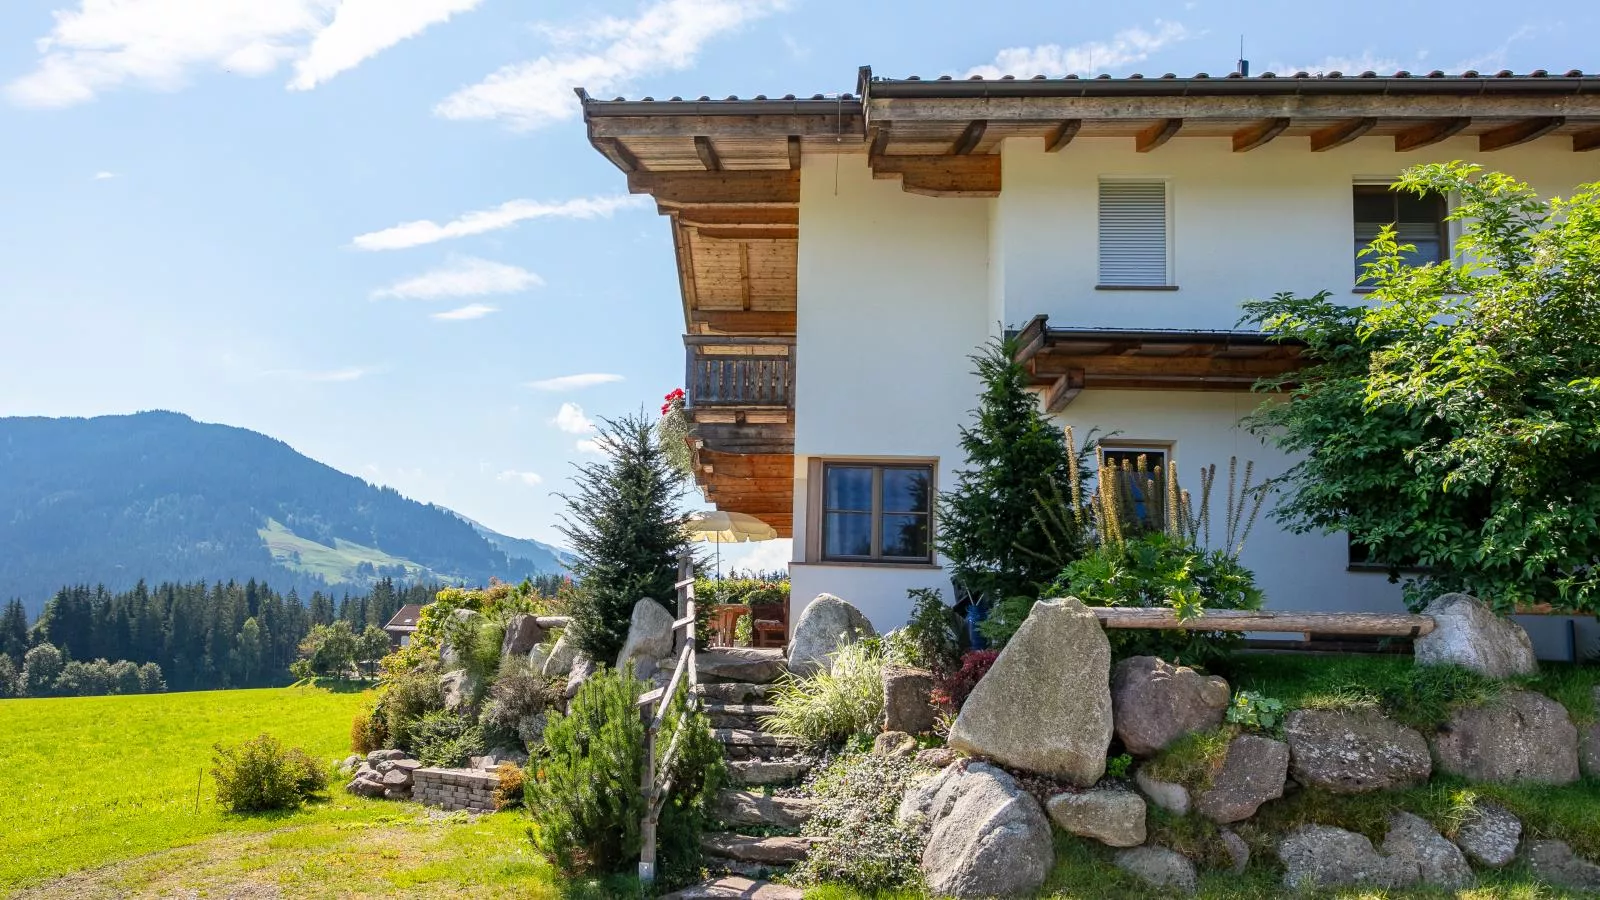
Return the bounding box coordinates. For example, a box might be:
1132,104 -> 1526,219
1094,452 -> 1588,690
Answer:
991,135 -> 1600,331
787,154 -> 990,632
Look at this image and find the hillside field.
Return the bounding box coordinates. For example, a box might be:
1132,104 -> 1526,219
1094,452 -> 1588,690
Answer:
0,686 -> 561,898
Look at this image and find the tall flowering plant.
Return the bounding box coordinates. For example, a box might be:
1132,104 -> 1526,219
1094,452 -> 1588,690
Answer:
657,388 -> 693,479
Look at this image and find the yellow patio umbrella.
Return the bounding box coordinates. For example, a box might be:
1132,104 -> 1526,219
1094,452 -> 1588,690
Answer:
686,510 -> 778,581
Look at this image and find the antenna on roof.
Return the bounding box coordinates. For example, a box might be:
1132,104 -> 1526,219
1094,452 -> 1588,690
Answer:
1236,36 -> 1249,77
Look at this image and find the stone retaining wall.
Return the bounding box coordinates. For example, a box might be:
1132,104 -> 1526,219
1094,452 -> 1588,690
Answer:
412,767 -> 500,813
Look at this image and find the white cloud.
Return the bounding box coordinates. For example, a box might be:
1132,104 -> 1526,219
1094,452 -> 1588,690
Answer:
263,365 -> 377,382
497,469 -> 544,486
91,170 -> 117,180
574,438 -> 605,455
372,256 -> 542,300
965,20 -> 1192,79
526,372 -> 625,392
435,0 -> 786,130
552,402 -> 596,434
431,303 -> 499,321
352,194 -> 645,251
290,0 -> 483,91
7,0 -> 473,109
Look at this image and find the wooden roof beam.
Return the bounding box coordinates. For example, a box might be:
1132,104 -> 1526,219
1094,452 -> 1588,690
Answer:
788,135 -> 802,169
870,154 -> 1001,197
1310,117 -> 1376,152
1136,119 -> 1182,152
1045,120 -> 1081,152
629,170 -> 800,205
672,206 -> 799,227
1044,370 -> 1085,413
1480,116 -> 1564,151
1395,117 -> 1470,152
868,125 -> 891,158
1578,127 -> 1600,152
694,135 -> 723,171
951,119 -> 988,155
595,137 -> 641,172
1232,118 -> 1290,152
692,225 -> 798,240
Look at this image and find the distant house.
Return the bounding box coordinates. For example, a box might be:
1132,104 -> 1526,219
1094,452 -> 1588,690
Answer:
384,604 -> 423,647
578,67 -> 1600,655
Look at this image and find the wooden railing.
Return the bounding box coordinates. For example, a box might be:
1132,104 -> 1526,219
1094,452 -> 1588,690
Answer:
636,553 -> 699,887
684,335 -> 794,408
1092,608 -> 1436,637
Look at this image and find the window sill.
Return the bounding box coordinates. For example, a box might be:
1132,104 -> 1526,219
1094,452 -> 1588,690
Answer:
796,560 -> 943,571
1096,284 -> 1180,292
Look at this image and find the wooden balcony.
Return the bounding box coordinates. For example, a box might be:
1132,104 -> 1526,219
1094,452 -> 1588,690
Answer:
682,335 -> 795,537
684,335 -> 794,409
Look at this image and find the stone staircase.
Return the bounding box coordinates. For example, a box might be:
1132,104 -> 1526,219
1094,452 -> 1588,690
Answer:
661,649 -> 814,900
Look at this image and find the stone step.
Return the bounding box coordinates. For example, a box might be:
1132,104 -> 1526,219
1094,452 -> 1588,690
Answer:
700,833 -> 816,865
714,729 -> 803,747
699,648 -> 788,685
658,876 -> 802,900
702,702 -> 778,729
696,682 -> 773,703
728,759 -> 811,787
714,790 -> 819,829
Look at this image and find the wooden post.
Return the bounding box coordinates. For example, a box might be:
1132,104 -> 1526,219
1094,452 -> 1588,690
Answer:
638,697 -> 657,886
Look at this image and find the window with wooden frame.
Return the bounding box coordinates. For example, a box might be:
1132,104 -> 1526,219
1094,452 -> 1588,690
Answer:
818,462 -> 935,564
1098,444 -> 1172,524
1353,184 -> 1448,281
1098,179 -> 1172,289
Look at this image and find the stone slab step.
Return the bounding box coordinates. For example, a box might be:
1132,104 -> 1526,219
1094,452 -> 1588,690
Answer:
696,682 -> 773,703
703,703 -> 778,729
658,876 -> 802,900
729,759 -> 811,787
700,833 -> 816,865
715,790 -> 819,829
699,649 -> 788,685
714,729 -> 803,747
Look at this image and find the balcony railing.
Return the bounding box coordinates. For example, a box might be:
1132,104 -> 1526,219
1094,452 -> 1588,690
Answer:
684,335 -> 794,408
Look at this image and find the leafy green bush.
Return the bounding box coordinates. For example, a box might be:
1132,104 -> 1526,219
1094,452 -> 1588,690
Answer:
890,588 -> 962,674
371,664 -> 444,754
1041,532 -> 1262,666
410,710 -> 485,767
763,642 -> 886,745
526,667 -> 723,885
792,752 -> 926,891
350,709 -> 386,754
211,733 -> 329,812
1224,691 -> 1286,733
1105,753 -> 1134,780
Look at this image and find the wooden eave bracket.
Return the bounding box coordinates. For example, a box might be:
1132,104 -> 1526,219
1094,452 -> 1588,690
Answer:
1045,370 -> 1085,412
1480,117 -> 1564,151
869,154 -> 1001,197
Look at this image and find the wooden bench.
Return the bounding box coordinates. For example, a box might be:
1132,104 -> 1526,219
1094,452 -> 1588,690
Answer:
1090,608 -> 1435,638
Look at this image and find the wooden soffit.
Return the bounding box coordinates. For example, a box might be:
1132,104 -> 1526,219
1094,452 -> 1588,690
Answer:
1013,315 -> 1305,412
691,447 -> 795,538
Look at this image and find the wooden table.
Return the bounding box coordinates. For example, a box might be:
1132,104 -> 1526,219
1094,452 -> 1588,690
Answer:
710,604 -> 749,648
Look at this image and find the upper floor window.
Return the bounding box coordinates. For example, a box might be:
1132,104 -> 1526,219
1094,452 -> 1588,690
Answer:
1098,180 -> 1171,289
820,462 -> 934,563
1353,185 -> 1448,280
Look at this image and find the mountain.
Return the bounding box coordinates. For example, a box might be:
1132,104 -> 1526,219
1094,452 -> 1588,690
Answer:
0,411 -> 568,616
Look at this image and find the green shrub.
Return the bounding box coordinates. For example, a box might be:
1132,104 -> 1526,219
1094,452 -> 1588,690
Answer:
480,657 -> 563,751
410,710 -> 485,768
762,642 -> 886,745
210,733 -> 329,812
792,752 -> 926,891
350,709 -> 385,754
1224,691 -> 1286,733
526,667 -> 723,885
493,762 -> 525,811
373,664 -> 444,754
892,588 -> 962,674
1105,753 -> 1133,780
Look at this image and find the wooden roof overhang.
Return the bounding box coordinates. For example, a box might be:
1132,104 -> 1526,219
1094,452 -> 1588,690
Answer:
1013,315 -> 1306,412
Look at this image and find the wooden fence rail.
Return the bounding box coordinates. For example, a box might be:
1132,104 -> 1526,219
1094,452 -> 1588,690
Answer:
637,554 -> 698,887
1091,607 -> 1435,637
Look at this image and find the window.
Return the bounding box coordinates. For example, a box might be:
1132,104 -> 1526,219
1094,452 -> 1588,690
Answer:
1099,446 -> 1170,523
1353,184 -> 1447,279
1098,180 -> 1170,288
820,463 -> 934,563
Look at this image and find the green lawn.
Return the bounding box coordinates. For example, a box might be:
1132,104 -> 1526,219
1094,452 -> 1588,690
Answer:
0,685 -> 565,898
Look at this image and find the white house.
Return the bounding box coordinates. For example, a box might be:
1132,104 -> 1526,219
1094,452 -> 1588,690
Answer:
580,67 -> 1600,657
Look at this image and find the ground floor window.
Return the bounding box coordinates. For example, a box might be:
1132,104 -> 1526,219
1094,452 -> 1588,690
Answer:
1098,444 -> 1172,524
819,461 -> 934,563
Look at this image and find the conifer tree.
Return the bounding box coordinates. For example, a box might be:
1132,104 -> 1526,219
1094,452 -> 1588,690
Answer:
559,412 -> 688,663
0,599 -> 28,664
939,338 -> 1089,611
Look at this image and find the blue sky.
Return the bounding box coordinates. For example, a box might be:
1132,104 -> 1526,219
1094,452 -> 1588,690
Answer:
0,0 -> 1592,571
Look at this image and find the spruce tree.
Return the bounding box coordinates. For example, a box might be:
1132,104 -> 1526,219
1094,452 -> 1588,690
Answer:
559,412 -> 688,663
939,338 -> 1088,611
0,599 -> 28,665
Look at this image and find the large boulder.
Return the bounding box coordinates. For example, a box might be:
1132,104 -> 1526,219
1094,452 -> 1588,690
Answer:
883,666 -> 938,735
1431,690 -> 1580,784
787,594 -> 876,675
1581,686 -> 1600,779
1452,802 -> 1521,869
1045,785 -> 1147,848
1134,766 -> 1190,816
439,608 -> 482,669
1284,708 -> 1431,793
1110,656 -> 1230,757
1527,840 -> 1600,892
1113,846 -> 1197,896
564,654 -> 594,700
1413,594 -> 1537,678
1196,734 -> 1288,823
440,669 -> 477,713
913,762 -> 1054,899
699,648 -> 787,683
947,597 -> 1113,785
541,631 -> 578,678
501,614 -> 546,658
616,598 -> 677,679
1279,825 -> 1406,890
1381,812 -> 1472,891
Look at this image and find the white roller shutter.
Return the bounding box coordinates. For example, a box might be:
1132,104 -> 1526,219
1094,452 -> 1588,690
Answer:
1098,180 -> 1169,287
